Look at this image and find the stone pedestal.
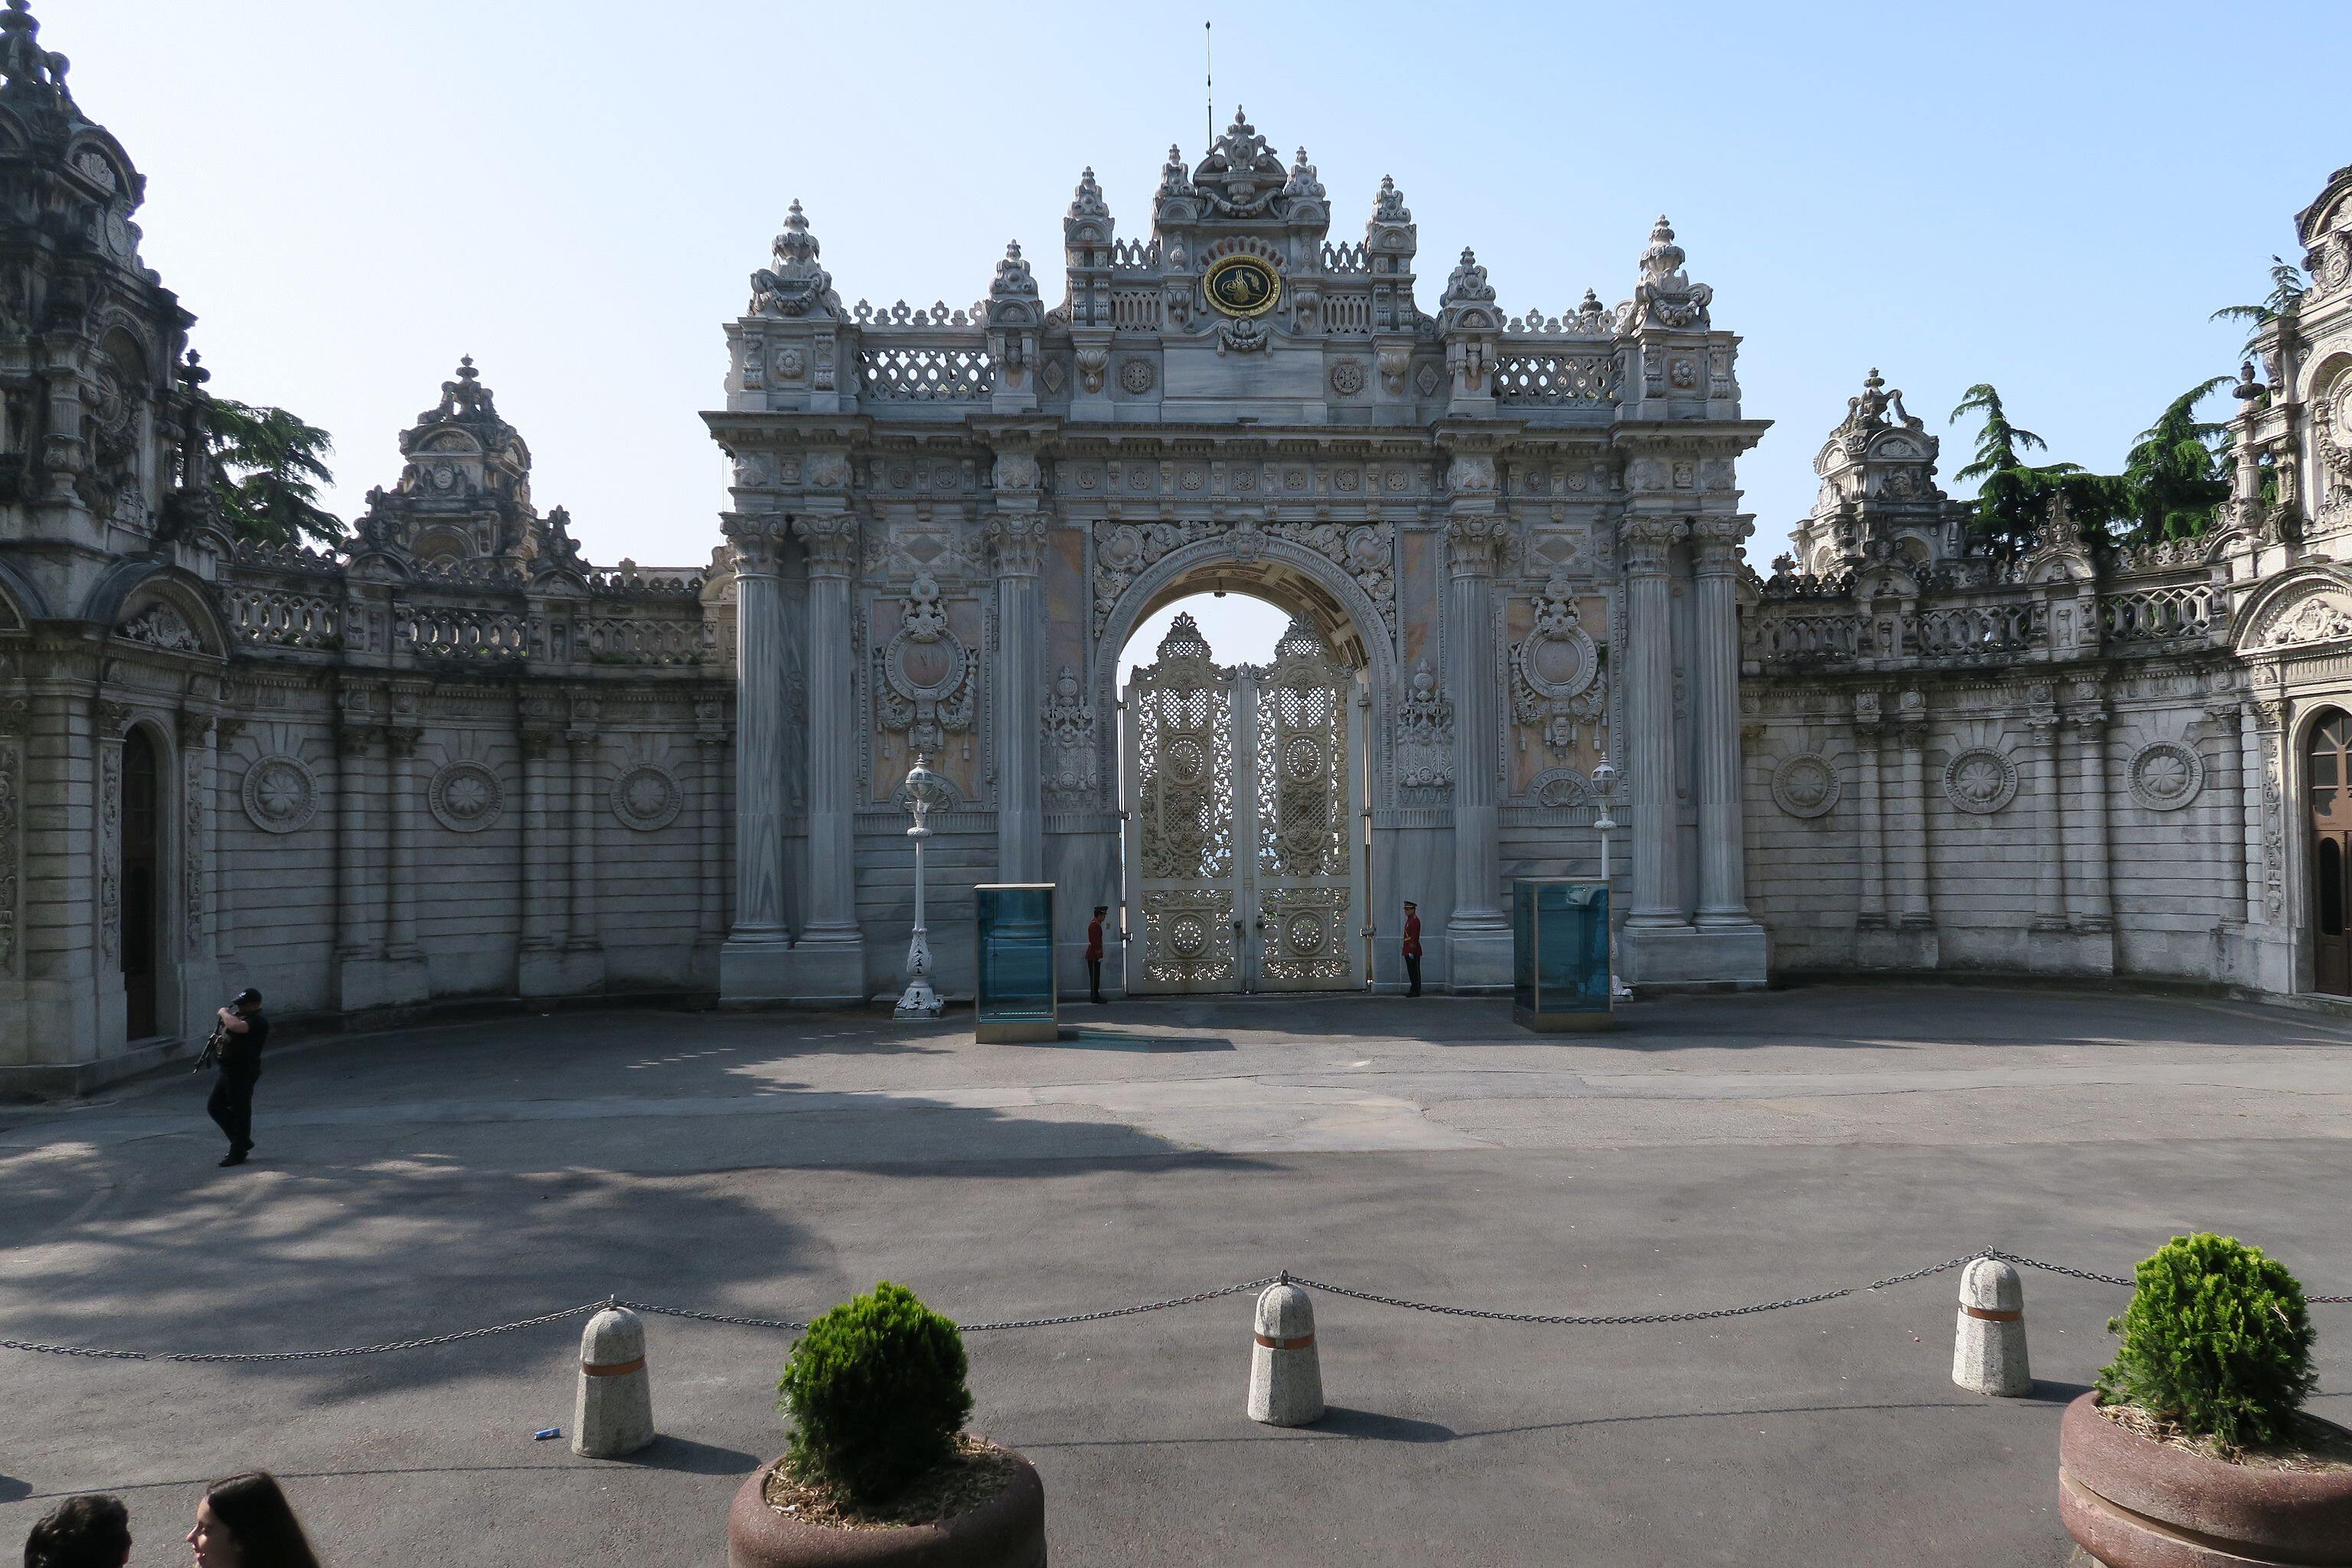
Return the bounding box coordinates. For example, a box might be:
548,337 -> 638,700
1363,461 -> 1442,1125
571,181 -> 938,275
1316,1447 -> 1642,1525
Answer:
718,939 -> 867,1007
1619,921 -> 1768,989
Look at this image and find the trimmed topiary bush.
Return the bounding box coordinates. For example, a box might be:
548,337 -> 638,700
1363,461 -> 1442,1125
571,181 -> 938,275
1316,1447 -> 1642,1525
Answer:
777,1281 -> 974,1506
2095,1232 -> 2317,1450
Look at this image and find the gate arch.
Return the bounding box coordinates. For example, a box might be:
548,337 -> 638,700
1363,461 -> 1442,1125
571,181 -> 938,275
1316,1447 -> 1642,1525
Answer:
1090,534 -> 1400,811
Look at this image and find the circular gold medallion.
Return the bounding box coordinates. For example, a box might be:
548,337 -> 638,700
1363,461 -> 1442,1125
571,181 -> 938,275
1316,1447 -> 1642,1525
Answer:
1203,253 -> 1281,318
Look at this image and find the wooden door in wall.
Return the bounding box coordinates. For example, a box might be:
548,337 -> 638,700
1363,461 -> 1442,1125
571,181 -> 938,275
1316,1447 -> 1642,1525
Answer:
121,727 -> 162,1038
2309,710 -> 2352,995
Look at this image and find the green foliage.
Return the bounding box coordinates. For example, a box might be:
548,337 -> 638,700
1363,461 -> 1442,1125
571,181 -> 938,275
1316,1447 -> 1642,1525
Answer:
1947,384 -> 2125,554
205,398 -> 345,549
777,1282 -> 972,1506
2095,1233 -> 2316,1450
2210,258 -> 2307,355
2115,378 -> 2230,547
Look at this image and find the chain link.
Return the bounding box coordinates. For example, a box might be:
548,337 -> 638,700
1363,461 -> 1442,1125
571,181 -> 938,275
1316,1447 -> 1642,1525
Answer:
4,1253 -> 2345,1362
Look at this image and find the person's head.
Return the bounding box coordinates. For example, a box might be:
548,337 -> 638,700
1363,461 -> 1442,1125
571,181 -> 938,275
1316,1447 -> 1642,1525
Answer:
232,987 -> 263,1016
24,1494 -> 131,1568
188,1474 -> 319,1568
1403,900 -> 1416,912
1093,906 -> 1108,917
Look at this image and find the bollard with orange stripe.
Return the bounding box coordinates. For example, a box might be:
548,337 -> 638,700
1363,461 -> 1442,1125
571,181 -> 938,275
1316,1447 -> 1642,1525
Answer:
1246,1277 -> 1324,1427
1951,1257 -> 2031,1396
573,1302 -> 655,1458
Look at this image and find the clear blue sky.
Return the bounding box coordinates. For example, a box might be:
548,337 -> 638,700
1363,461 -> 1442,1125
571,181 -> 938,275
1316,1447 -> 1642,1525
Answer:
78,0 -> 2345,655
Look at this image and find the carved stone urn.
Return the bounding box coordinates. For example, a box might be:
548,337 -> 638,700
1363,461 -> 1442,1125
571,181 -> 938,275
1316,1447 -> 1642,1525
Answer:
2057,1393 -> 2352,1566
725,1448 -> 1046,1568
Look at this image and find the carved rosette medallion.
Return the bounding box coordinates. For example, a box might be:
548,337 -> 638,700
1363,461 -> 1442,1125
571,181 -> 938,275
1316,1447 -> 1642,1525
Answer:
1942,747 -> 2019,815
1511,575 -> 1604,751
612,763 -> 684,831
874,571 -> 974,756
426,760 -> 505,833
241,754 -> 318,835
2127,740 -> 2204,812
1770,753 -> 1841,818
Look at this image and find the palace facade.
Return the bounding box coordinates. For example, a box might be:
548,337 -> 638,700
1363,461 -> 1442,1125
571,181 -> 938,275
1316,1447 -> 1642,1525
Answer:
4,0 -> 2350,1089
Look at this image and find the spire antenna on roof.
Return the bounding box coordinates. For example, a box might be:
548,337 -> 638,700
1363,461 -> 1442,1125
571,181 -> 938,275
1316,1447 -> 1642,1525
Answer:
1204,21 -> 1213,152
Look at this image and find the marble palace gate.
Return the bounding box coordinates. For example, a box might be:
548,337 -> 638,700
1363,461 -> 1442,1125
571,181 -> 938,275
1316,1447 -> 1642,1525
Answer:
1122,612 -> 1365,994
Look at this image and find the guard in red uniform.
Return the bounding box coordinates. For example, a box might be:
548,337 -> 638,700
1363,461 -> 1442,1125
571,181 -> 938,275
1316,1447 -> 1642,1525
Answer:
1086,906 -> 1109,1004
1401,900 -> 1423,997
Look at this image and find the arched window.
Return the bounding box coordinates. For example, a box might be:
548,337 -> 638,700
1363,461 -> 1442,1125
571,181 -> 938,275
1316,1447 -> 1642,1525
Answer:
2308,710 -> 2352,995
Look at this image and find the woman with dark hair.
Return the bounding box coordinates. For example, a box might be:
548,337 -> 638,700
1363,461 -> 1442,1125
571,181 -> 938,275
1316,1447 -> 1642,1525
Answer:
22,1493 -> 131,1568
186,1473 -> 322,1568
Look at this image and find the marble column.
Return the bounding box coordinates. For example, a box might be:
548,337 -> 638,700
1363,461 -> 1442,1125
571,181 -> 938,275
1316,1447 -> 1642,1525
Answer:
1691,518 -> 1754,927
335,720 -> 376,961
1854,697 -> 1886,929
383,727 -> 421,960
2238,704 -> 2265,927
1443,498 -> 1508,988
565,697 -> 602,954
2028,711 -> 2069,930
2067,708 -> 2113,932
794,511 -> 864,950
1620,514 -> 1687,928
1896,720 -> 1933,926
986,510 -> 1048,883
724,519 -> 790,942
518,724 -> 558,955
695,713 -> 727,946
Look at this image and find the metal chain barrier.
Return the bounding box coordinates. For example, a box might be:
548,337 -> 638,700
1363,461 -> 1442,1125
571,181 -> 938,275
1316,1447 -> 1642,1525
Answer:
3,1253 -> 2345,1361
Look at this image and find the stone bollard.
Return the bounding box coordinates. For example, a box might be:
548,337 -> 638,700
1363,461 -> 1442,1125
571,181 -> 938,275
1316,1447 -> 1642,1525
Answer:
1951,1257 -> 2031,1397
573,1302 -> 655,1458
1246,1278 -> 1324,1427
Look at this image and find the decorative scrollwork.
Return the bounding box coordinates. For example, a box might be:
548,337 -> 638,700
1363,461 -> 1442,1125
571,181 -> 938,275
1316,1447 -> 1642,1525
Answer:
1511,574 -> 1604,752
874,571 -> 974,756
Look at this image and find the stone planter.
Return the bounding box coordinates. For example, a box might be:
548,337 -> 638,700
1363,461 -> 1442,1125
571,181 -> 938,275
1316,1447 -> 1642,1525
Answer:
727,1449 -> 1047,1568
2058,1392 -> 2352,1566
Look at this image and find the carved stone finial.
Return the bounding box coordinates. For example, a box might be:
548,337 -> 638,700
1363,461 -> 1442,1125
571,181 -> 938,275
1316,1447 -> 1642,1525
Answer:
1372,174 -> 1411,224
1283,146 -> 1325,201
1440,248 -> 1495,307
750,200 -> 838,318
991,240 -> 1038,301
1158,144 -> 1193,199
1628,214 -> 1713,329
1067,165 -> 1108,220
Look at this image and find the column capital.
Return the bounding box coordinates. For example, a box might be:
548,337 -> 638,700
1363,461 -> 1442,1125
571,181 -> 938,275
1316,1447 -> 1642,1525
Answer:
384,725 -> 423,762
1690,514 -> 1753,576
175,709 -> 216,748
982,511 -> 1050,577
2252,697 -> 2288,731
793,511 -> 861,577
722,511 -> 792,577
1619,514 -> 1688,577
1445,510 -> 1504,577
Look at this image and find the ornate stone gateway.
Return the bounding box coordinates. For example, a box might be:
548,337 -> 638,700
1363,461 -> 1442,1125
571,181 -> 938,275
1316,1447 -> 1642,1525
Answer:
1123,614 -> 1363,994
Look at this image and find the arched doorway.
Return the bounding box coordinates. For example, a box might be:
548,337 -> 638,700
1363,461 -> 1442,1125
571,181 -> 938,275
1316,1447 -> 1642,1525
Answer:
1121,602 -> 1365,995
120,726 -> 163,1037
2311,710 -> 2352,995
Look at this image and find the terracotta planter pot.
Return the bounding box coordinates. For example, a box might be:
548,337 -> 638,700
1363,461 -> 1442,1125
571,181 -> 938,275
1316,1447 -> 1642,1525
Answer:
2057,1392 -> 2352,1566
727,1450 -> 1047,1568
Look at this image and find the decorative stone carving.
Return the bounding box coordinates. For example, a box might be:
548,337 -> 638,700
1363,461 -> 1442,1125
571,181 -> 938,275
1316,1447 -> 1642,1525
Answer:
1942,747 -> 2019,815
241,753 -> 318,835
1770,753 -> 1841,818
1042,665 -> 1098,800
1525,766 -> 1592,808
612,763 -> 684,831
0,738 -> 17,971
2259,593 -> 2352,648
1629,215 -> 1712,329
874,571 -> 974,755
1329,358 -> 1366,396
1396,659 -> 1454,792
1075,346 -> 1108,394
750,201 -> 839,318
117,602 -> 203,653
1118,358 -> 1156,394
1511,573 -> 1604,750
1377,346 -> 1411,394
99,741 -> 122,963
1089,516 -> 1396,637
2127,740 -> 2203,812
426,760 -> 505,832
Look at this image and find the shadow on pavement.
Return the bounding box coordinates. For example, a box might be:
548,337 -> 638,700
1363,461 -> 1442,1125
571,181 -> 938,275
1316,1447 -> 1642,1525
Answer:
619,1436 -> 762,1476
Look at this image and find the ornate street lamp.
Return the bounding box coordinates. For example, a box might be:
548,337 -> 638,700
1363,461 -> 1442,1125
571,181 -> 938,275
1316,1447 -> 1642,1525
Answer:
1589,751 -> 1619,883
893,753 -> 946,1020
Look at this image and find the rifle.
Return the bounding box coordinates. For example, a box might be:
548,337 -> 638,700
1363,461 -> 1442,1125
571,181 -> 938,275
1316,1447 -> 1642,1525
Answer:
194,1012 -> 229,1072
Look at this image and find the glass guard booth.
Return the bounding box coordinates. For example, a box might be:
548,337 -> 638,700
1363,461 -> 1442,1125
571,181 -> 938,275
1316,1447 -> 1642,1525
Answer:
1511,880 -> 1613,1032
974,884 -> 1057,1042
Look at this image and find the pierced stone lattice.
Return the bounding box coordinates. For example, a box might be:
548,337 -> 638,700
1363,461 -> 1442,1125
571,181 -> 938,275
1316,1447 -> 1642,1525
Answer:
859,347 -> 994,402
1492,354 -> 1615,405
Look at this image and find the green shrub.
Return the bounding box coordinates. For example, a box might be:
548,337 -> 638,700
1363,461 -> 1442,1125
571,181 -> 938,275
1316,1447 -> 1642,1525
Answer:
2095,1233 -> 2316,1449
777,1282 -> 973,1505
